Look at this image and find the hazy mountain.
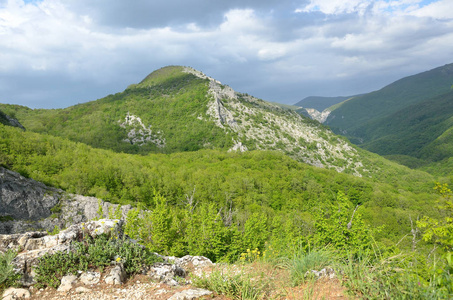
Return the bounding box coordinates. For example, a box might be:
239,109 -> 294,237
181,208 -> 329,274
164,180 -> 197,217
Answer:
294,95 -> 356,112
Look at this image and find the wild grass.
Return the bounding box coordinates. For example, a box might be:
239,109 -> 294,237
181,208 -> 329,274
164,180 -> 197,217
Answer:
192,264 -> 275,300
281,248 -> 334,286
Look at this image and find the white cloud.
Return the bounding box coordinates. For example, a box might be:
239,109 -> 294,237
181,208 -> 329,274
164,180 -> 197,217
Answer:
409,0 -> 453,19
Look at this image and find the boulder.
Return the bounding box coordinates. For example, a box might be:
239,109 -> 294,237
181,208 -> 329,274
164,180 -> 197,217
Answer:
104,264 -> 126,285
2,287 -> 31,299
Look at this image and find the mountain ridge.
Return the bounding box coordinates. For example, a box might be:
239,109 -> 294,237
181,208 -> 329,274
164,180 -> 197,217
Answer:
0,65 -> 375,176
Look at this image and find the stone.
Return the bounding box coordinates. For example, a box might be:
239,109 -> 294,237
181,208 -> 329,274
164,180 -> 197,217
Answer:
75,287 -> 91,293
57,274 -> 78,292
2,287 -> 31,299
104,264 -> 126,285
79,271 -> 101,285
148,263 -> 186,286
0,167 -> 132,235
167,288 -> 212,300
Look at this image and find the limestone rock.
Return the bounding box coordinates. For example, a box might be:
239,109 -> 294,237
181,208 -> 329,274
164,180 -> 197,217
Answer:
167,288 -> 212,300
0,167 -> 131,235
148,263 -> 186,286
79,271 -> 101,285
104,264 -> 126,285
2,287 -> 30,299
57,274 -> 78,292
75,286 -> 91,293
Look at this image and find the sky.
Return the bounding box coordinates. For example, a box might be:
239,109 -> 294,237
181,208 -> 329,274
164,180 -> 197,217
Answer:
0,0 -> 452,109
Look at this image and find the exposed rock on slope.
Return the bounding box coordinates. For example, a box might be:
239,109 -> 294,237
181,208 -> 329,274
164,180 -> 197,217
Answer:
0,110 -> 25,130
183,67 -> 365,176
0,167 -> 131,234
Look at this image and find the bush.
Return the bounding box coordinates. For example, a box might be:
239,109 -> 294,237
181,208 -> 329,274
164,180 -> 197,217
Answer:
34,234 -> 162,288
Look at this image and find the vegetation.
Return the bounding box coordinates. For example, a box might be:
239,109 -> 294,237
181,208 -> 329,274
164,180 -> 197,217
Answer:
34,233 -> 162,288
324,63 -> 453,174
0,64 -> 452,297
0,250 -> 20,293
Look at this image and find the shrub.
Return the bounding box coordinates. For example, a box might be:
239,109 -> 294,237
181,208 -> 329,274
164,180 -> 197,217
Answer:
34,234 -> 162,288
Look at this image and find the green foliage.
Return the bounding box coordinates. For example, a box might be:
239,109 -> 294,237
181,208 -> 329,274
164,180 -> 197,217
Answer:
0,123 -> 440,257
340,250 -> 453,299
192,265 -> 273,300
0,66 -> 233,155
311,191 -> 374,257
417,183 -> 453,251
34,234 -> 162,288
326,63 -> 453,171
0,250 -> 20,292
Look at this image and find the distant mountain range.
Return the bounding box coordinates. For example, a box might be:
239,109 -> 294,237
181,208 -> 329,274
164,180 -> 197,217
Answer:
294,63 -> 453,174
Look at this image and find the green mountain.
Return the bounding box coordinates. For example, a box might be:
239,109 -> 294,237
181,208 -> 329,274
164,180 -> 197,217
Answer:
323,63 -> 453,169
0,66 -> 385,176
1,65 -> 450,296
360,90 -> 453,162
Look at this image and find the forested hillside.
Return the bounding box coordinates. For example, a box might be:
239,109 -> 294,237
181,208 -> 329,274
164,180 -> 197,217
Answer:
0,66 -> 388,176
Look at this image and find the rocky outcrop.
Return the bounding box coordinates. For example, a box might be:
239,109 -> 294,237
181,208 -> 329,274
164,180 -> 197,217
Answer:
0,110 -> 25,130
118,112 -> 166,148
0,167 -> 131,234
304,108 -> 331,123
1,219 -> 215,300
184,67 -> 366,176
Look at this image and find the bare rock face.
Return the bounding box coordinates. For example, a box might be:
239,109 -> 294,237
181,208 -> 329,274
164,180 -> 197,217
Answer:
0,167 -> 131,235
0,167 -> 61,233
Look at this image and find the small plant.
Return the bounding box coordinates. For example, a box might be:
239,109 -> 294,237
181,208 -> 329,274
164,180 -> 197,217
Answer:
283,248 -> 333,286
239,248 -> 263,263
192,266 -> 272,300
47,225 -> 61,235
0,250 -> 21,292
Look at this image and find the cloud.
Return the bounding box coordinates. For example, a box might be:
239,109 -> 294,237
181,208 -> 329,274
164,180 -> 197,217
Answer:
0,0 -> 451,108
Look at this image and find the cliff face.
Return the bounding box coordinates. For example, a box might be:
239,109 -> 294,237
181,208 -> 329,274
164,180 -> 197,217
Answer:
0,167 -> 60,222
0,167 -> 131,234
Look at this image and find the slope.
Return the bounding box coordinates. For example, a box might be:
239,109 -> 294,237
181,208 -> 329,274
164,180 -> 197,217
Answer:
360,89 -> 453,163
0,66 -> 373,176
294,95 -> 355,112
325,63 -> 453,145
0,123 -> 439,250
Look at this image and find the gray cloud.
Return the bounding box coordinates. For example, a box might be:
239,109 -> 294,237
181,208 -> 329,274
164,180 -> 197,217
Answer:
0,0 -> 452,108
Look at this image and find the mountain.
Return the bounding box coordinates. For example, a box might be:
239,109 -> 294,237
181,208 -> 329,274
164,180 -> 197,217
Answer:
360,90 -> 453,161
1,66 -> 381,176
294,95 -> 356,112
322,63 -> 453,169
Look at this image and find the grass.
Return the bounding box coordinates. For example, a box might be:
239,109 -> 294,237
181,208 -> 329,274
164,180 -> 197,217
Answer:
192,264 -> 275,300
282,248 -> 334,286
